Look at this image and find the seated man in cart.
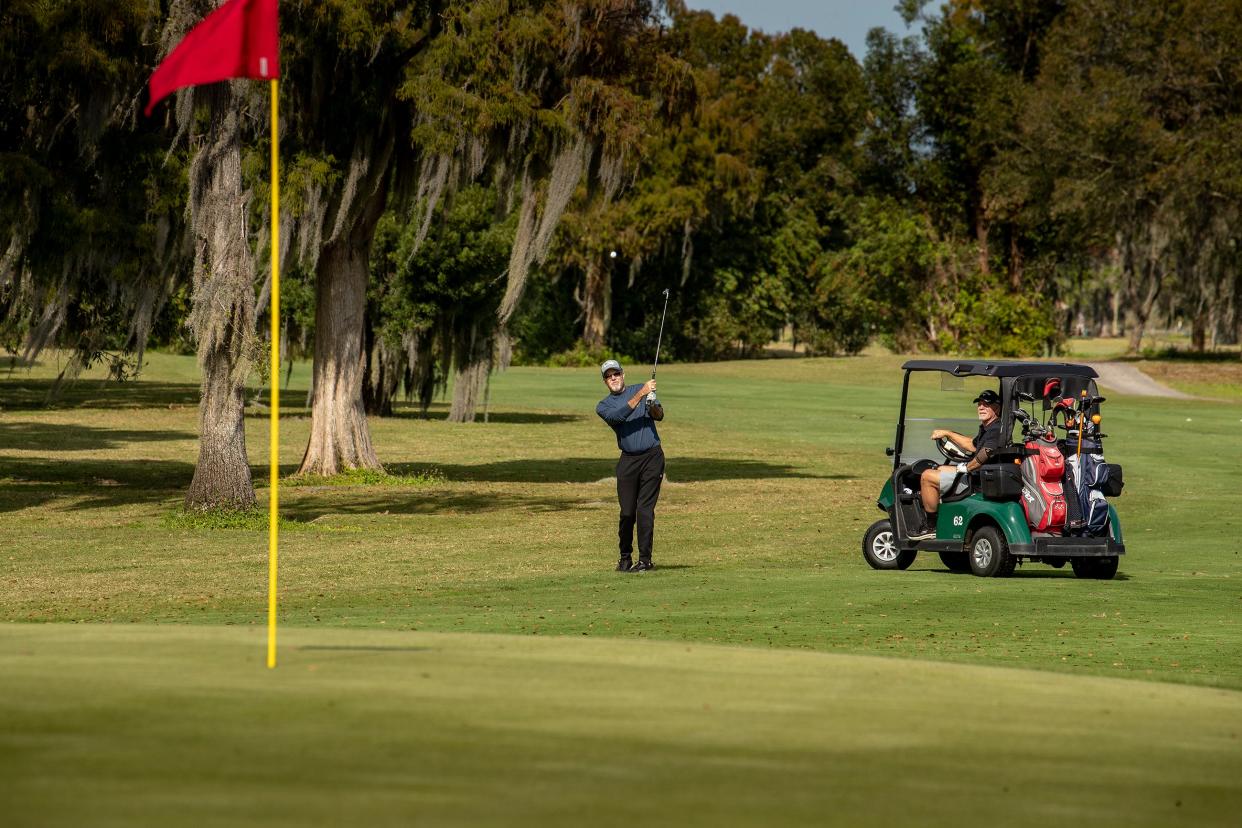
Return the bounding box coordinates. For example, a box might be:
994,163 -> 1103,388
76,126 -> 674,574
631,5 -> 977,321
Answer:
911,389 -> 1005,540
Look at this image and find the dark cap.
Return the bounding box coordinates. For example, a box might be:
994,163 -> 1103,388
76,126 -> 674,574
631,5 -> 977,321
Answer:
972,389 -> 1001,406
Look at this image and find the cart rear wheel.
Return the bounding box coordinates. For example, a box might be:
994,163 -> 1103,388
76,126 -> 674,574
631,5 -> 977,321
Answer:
863,519 -> 916,570
1071,556 -> 1119,580
967,526 -> 1015,577
938,551 -> 970,572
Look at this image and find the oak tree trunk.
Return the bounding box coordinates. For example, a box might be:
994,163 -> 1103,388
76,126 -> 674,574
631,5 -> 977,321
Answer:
975,215 -> 990,276
1119,228 -> 1165,356
1007,227 -> 1023,290
187,345 -> 254,509
363,335 -> 401,417
296,107 -> 398,475
361,307 -> 376,412
1191,311 -> 1207,352
298,221 -> 384,475
581,256 -> 611,350
185,92 -> 256,510
1235,269 -> 1242,358
1127,260 -> 1162,355
404,329 -> 437,416
449,320 -> 492,423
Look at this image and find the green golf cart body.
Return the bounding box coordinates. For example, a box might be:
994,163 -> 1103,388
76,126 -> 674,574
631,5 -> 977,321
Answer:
862,360 -> 1125,578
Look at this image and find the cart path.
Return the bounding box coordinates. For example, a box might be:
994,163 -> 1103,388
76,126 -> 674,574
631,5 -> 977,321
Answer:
1089,362 -> 1196,399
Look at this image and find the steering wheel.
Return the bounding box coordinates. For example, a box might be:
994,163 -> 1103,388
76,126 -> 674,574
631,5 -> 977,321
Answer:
935,435 -> 970,463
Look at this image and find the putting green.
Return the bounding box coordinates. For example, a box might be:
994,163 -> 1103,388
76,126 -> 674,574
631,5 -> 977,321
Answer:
2,624 -> 1239,826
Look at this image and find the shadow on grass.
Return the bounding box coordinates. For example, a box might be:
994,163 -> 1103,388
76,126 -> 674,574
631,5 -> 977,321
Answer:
1005,569 -> 1133,581
2,355 -> 38,369
0,458 -> 193,513
2,457 -> 312,488
926,567 -> 1132,581
1114,350 -> 1241,363
298,645 -> 431,653
0,422 -> 195,451
0,378 -> 316,417
283,490 -> 595,519
2,451 -> 837,518
386,457 -> 838,483
5,458 -> 434,517
386,409 -> 583,425
242,408 -> 314,419
0,458 -> 303,513
0,379 -> 202,410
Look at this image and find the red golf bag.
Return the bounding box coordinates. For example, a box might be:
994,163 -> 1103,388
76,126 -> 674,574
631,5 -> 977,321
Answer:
1020,438 -> 1068,532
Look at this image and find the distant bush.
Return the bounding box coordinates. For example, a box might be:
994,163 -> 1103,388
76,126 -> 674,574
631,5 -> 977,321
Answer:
947,277 -> 1061,357
545,343 -> 636,368
506,269 -> 581,364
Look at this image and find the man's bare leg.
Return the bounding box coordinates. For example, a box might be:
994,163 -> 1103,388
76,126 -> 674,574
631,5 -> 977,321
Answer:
920,467 -> 943,515
918,465 -> 957,534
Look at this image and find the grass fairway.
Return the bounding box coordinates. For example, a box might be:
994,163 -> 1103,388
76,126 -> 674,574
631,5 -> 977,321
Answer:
3,624 -> 1240,827
2,349 -> 1241,823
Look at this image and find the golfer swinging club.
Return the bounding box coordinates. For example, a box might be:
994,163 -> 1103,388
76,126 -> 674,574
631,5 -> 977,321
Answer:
596,359 -> 665,571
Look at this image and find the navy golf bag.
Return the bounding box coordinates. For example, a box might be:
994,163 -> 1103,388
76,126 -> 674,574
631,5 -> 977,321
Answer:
1063,438 -> 1121,537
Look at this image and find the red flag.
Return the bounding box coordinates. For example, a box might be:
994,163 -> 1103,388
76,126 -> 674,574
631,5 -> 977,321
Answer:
145,0 -> 279,115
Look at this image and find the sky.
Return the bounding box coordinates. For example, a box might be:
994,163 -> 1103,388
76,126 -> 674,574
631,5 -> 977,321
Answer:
682,1 -> 922,60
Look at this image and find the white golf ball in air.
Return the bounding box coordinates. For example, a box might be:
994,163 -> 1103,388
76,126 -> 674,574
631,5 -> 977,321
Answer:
609,250 -> 617,258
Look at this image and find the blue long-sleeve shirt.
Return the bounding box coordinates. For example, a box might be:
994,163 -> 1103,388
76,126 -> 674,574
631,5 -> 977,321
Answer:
597,384 -> 662,454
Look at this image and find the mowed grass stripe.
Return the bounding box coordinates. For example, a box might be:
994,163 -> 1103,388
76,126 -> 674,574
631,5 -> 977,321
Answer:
1,624 -> 1240,827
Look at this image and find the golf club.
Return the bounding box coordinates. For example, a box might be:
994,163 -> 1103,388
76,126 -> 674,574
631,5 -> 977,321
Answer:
648,288 -> 671,402
1074,391 -> 1101,457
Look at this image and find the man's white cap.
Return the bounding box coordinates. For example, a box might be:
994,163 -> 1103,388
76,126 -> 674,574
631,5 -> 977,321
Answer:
600,359 -> 623,377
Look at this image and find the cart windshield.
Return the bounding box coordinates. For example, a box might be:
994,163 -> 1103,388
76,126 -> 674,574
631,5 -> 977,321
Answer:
897,370 -> 1002,462
900,417 -> 981,463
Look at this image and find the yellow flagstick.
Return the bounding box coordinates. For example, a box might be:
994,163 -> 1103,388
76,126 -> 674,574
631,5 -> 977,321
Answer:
267,77 -> 280,669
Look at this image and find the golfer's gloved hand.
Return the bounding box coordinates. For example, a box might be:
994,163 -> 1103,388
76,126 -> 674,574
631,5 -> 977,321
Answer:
955,462 -> 968,475
646,391 -> 658,404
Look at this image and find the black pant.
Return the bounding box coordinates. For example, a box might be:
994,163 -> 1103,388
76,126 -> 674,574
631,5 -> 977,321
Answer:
616,445 -> 665,561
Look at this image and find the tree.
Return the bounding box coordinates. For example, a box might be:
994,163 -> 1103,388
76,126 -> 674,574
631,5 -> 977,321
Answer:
562,7 -> 766,359
1010,0 -> 1242,353
148,0 -> 273,510
547,10 -> 871,361
403,0 -> 688,420
1,0 -> 183,384
370,185 -> 515,420
275,1 -> 683,443
272,0 -> 436,473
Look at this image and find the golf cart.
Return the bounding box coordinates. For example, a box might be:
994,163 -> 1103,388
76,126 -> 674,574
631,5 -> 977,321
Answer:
862,360 -> 1125,578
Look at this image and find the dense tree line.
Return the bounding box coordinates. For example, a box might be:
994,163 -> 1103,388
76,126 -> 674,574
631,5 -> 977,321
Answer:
3,0 -> 1241,508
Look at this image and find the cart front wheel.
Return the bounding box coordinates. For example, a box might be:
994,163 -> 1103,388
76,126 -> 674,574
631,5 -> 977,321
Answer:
863,519 -> 916,570
967,526 -> 1015,577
